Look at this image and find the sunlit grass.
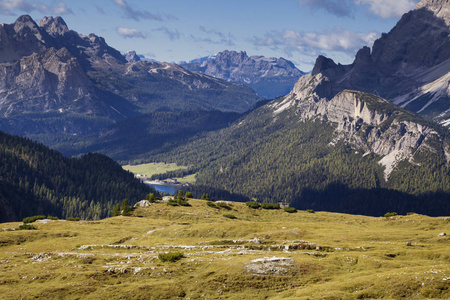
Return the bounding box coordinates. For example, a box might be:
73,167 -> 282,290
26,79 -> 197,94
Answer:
0,200 -> 449,299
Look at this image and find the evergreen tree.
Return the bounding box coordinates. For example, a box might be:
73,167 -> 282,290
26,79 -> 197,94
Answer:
185,192 -> 193,198
111,203 -> 120,217
121,199 -> 132,216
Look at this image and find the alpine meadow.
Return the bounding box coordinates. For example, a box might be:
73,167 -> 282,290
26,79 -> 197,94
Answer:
0,0 -> 449,299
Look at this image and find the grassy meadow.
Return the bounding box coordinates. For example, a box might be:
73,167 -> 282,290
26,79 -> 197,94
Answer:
0,199 -> 449,299
122,162 -> 195,183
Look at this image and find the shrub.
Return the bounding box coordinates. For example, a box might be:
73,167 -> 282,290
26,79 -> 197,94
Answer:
19,224 -> 36,230
146,193 -> 157,203
158,251 -> 184,262
177,199 -> 190,206
206,201 -> 218,208
185,192 -> 193,198
67,217 -> 80,221
246,201 -> 261,209
406,212 -> 415,215
47,216 -> 59,220
22,215 -> 46,223
306,209 -> 315,213
167,199 -> 190,206
384,212 -> 398,218
201,193 -> 210,200
216,202 -> 232,210
261,203 -> 280,209
223,214 -> 237,219
284,207 -> 297,213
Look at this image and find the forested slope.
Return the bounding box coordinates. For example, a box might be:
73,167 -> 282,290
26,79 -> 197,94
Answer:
0,131 -> 152,222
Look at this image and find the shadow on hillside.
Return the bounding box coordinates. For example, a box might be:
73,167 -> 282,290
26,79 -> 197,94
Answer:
290,182 -> 450,217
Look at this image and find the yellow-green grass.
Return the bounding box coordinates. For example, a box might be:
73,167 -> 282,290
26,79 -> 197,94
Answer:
122,162 -> 196,183
122,162 -> 188,177
1,200 -> 449,299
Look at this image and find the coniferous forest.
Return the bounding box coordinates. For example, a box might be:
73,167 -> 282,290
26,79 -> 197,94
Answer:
0,130 -> 153,222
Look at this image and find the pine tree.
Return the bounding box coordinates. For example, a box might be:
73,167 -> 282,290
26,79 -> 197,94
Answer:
121,199 -> 132,216
112,203 -> 120,216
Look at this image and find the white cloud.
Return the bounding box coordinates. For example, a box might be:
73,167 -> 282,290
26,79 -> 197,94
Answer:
53,2 -> 72,15
112,0 -> 176,21
116,27 -> 147,38
253,27 -> 378,55
355,0 -> 417,18
0,0 -> 72,15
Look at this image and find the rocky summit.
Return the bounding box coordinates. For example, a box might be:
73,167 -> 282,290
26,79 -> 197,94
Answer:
302,0 -> 450,126
0,15 -> 261,138
181,50 -> 305,99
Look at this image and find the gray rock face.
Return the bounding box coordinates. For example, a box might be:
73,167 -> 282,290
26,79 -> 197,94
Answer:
273,73 -> 446,179
181,50 -> 305,99
304,0 -> 450,125
124,50 -> 141,62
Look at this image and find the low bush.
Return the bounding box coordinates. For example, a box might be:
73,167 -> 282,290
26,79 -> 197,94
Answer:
185,192 -> 193,198
23,215 -> 46,223
261,203 -> 280,209
217,202 -> 232,210
284,207 -> 297,213
246,201 -> 261,209
223,214 -> 237,219
306,209 -> 315,213
406,212 -> 415,215
206,201 -> 218,208
67,217 -> 80,221
47,216 -> 59,220
384,212 -> 398,218
19,224 -> 36,230
167,199 -> 190,206
158,251 -> 184,262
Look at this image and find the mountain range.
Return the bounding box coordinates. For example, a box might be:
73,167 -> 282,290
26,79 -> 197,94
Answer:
151,0 -> 450,216
307,0 -> 450,126
0,0 -> 449,219
0,15 -> 261,140
181,50 -> 306,99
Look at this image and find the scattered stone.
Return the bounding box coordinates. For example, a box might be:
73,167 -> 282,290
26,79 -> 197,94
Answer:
162,196 -> 173,201
249,238 -> 262,244
245,257 -> 294,275
438,232 -> 446,237
406,241 -> 412,246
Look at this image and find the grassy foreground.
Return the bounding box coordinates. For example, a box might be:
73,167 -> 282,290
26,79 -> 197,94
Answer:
0,199 -> 449,299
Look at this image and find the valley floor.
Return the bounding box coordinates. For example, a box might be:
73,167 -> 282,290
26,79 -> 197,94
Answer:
0,200 -> 449,299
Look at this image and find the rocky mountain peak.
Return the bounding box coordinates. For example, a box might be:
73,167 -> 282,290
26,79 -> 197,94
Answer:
416,0 -> 450,23
311,55 -> 338,76
124,50 -> 141,62
39,16 -> 69,36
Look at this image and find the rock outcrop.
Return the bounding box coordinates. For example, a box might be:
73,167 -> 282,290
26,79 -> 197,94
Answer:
272,73 -> 445,179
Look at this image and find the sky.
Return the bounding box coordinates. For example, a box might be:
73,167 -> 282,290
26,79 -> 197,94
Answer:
0,0 -> 422,71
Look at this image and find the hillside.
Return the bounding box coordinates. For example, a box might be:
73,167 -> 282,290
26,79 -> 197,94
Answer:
0,199 -> 448,299
0,130 -> 152,222
152,88 -> 450,216
181,50 -> 305,99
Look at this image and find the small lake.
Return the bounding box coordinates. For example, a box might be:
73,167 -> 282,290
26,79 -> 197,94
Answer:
146,183 -> 179,195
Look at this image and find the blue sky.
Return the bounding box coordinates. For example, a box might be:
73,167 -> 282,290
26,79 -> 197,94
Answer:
0,0 -> 421,71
